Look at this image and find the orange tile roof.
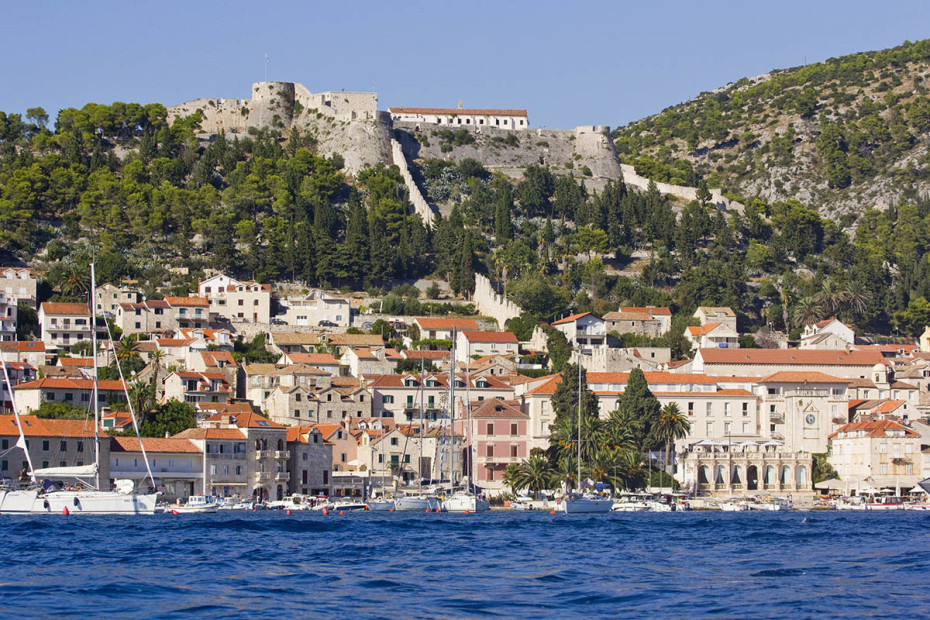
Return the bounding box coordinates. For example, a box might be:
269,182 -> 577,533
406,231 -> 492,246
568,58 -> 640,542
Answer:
688,323 -> 722,336
552,312 -> 595,326
286,353 -> 341,365
461,331 -> 518,343
57,357 -> 94,367
469,399 -> 529,419
111,437 -> 201,453
619,306 -> 672,315
204,409 -> 282,429
525,372 -> 757,396
201,351 -> 236,366
698,348 -> 886,366
758,371 -> 849,384
0,415 -> 96,438
165,296 -> 209,307
172,427 -> 247,440
40,302 -> 89,315
0,341 -> 46,353
402,350 -> 451,360
157,338 -> 194,347
13,377 -> 127,391
831,418 -> 919,439
327,334 -> 384,346
390,106 -> 527,117
414,317 -> 480,331
873,400 -> 906,414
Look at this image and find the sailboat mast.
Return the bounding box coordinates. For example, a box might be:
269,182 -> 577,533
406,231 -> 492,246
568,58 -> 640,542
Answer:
577,364 -> 582,493
91,262 -> 100,491
418,357 -> 424,495
0,355 -> 35,481
465,341 -> 472,496
449,328 -> 455,489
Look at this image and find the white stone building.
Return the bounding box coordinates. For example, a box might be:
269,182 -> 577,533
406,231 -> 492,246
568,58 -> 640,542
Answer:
389,106 -> 529,130
198,275 -> 271,325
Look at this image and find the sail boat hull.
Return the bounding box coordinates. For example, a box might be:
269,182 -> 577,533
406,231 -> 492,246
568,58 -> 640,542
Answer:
443,493 -> 490,512
0,489 -> 40,513
562,495 -> 613,514
33,491 -> 158,515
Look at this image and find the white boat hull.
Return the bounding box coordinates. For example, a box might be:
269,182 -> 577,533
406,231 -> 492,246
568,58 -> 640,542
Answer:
366,500 -> 395,511
562,496 -> 613,514
0,489 -> 40,513
34,491 -> 158,515
394,496 -> 442,512
444,494 -> 490,513
611,501 -> 651,512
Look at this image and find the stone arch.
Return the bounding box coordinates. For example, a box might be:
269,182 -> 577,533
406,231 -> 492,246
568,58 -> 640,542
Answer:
796,465 -> 808,486
732,465 -> 743,485
780,465 -> 792,485
747,465 -> 759,491
277,438 -> 285,451
714,465 -> 726,485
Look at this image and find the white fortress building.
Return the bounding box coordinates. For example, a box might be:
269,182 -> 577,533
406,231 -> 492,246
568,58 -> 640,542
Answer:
389,106 -> 528,130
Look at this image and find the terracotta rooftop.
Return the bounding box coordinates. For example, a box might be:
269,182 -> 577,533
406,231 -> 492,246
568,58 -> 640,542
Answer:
697,348 -> 886,366
111,437 -> 201,454
552,312 -> 596,326
414,317 -> 480,331
831,418 -> 919,439
461,331 -> 518,343
40,302 -> 89,315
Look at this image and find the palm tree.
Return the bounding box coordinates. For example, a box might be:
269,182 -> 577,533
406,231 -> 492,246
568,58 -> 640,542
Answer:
519,455 -> 555,496
602,408 -> 638,451
841,288 -> 870,323
115,337 -> 141,362
614,449 -> 646,491
502,463 -> 524,496
650,403 -> 691,476
815,279 -> 843,318
792,296 -> 823,330
148,348 -> 165,366
57,264 -> 90,299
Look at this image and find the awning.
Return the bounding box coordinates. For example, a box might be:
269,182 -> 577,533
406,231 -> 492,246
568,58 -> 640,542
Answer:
813,478 -> 846,491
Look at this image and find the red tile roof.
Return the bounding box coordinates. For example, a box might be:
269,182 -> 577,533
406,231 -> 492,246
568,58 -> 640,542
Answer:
390,107 -> 527,117
469,399 -> 529,419
57,357 -> 94,367
40,302 -> 89,315
698,348 -> 886,366
414,318 -> 480,331
286,353 -> 341,365
552,312 -> 595,326
688,322 -> 722,336
461,331 -> 518,343
758,371 -> 848,384
172,427 -> 247,440
165,296 -> 209,307
111,437 -> 201,453
204,409 -> 282,429
0,341 -> 46,353
831,418 -> 919,439
13,377 -> 127,391
0,415 -> 96,437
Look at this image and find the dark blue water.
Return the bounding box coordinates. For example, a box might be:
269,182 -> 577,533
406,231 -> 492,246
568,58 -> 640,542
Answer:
1,511 -> 928,618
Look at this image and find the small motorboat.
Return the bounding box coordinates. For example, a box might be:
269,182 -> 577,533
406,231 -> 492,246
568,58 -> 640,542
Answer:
171,495 -> 220,514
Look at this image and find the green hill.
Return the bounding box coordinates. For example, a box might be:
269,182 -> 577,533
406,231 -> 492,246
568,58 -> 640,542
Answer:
612,39 -> 930,218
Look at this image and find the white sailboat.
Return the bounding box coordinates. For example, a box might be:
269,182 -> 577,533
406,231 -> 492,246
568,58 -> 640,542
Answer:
366,408 -> 394,511
394,359 -> 442,512
562,366 -> 612,514
2,263 -> 158,515
445,332 -> 489,513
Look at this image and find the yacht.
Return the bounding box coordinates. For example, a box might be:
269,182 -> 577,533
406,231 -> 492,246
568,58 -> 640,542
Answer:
444,491 -> 490,513
170,495 -> 220,514
562,492 -> 613,514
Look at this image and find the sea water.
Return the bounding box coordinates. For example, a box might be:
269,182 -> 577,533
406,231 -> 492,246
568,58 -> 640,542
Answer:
1,511 -> 928,618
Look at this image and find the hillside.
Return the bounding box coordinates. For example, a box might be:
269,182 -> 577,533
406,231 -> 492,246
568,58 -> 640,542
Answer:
611,39 -> 930,218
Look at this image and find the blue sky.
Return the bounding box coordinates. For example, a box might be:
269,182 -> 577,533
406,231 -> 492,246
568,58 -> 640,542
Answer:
2,0 -> 929,129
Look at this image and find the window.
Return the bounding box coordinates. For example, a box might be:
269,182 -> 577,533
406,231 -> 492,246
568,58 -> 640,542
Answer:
880,444 -> 887,454
77,441 -> 83,453
705,402 -> 712,416
510,445 -> 518,458
742,403 -> 748,416
486,423 -> 494,435
486,445 -> 494,458
511,423 -> 518,436
724,403 -> 731,417
403,455 -> 410,464
383,395 -> 394,404
236,465 -> 242,475
391,438 -> 398,446
341,453 -> 347,463
59,440 -> 67,451
907,464 -> 913,474
724,422 -> 731,433
1,460 -> 6,471
42,440 -> 49,451
706,423 -> 712,435
238,300 -> 244,306
881,464 -> 887,475
378,454 -> 383,464
687,402 -> 694,415
211,465 -> 217,475
767,388 -> 778,395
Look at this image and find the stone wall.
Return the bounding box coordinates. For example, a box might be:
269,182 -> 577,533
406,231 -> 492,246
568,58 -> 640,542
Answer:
391,138 -> 438,227
619,164 -> 744,212
472,274 -> 521,327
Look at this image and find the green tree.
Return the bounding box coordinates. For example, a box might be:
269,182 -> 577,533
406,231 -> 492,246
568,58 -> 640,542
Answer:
502,463 -> 524,495
546,330 -> 571,372
649,403 -> 691,474
140,399 -> 197,438
519,455 -> 556,496
505,313 -> 537,342
617,368 -> 661,450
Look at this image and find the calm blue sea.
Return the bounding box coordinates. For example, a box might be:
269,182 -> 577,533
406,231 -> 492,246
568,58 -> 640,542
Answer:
1,511 -> 928,618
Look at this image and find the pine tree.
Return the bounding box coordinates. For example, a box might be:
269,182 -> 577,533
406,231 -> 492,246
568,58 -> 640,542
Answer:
494,187 -> 513,244
618,368 -> 661,450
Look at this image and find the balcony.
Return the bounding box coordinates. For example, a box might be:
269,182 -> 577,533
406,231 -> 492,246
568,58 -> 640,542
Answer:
769,413 -> 784,423
274,472 -> 290,482
476,455 -> 522,465
254,471 -> 272,482
274,450 -> 290,459
256,450 -> 272,459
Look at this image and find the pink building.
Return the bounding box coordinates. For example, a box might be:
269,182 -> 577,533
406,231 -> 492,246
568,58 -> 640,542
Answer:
465,399 -> 530,492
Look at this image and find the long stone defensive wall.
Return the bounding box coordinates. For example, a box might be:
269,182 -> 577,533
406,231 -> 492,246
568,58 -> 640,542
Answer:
391,138 -> 438,227
619,163 -> 744,212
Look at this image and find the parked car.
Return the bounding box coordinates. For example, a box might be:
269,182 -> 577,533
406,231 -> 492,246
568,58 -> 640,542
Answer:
361,321 -> 374,330
318,320 -> 337,327
271,318 -> 287,325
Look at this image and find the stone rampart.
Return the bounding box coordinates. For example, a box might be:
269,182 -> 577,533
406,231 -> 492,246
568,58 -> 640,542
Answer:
391,138 -> 438,227
619,164 -> 744,212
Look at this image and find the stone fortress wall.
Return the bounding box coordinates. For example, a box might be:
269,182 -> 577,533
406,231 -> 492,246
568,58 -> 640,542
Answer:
391,138 -> 438,228
167,81 -> 378,134
618,163 -> 744,212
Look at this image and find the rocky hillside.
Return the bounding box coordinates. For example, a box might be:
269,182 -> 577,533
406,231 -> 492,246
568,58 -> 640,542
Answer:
611,39 -> 930,219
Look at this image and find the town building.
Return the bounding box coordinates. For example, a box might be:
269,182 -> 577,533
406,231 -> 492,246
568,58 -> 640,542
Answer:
279,291 -> 352,327
551,313 -> 607,355
198,274 -> 271,324
829,418 -> 921,490
0,341 -> 46,366
603,307 -> 672,337
0,292 -> 17,341
455,331 -> 519,363
0,267 -> 37,307
38,302 -> 98,351
694,307 -> 737,331
285,426 -> 332,496
94,283 -> 142,318
412,317 -> 480,341
389,106 -> 529,130
109,436 -> 202,501
465,399 -> 530,492
686,322 -> 740,350
691,348 -> 888,379
12,377 -> 127,413
0,415 -> 108,483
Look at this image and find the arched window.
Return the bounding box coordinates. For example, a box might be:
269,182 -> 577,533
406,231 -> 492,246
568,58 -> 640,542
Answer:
698,466 -> 710,484
764,465 -> 776,485
796,465 -> 808,486
732,465 -> 743,485
255,439 -> 262,450
714,465 -> 726,484
780,465 -> 791,485
277,439 -> 284,451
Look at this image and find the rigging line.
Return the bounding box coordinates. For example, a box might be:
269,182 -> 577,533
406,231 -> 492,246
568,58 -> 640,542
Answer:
0,355 -> 35,481
103,321 -> 156,491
